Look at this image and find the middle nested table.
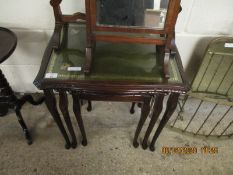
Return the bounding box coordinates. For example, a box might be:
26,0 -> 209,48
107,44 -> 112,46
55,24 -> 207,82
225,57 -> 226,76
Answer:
34,23 -> 189,151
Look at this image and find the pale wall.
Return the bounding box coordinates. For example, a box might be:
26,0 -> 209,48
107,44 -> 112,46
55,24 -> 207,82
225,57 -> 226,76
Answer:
0,0 -> 232,92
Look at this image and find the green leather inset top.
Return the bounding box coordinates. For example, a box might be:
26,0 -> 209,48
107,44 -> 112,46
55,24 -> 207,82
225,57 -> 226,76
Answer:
45,23 -> 182,84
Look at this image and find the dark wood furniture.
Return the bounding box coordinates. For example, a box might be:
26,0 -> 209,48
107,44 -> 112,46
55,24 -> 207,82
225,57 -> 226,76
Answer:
49,0 -> 182,78
84,0 -> 182,78
0,27 -> 44,144
34,21 -> 189,150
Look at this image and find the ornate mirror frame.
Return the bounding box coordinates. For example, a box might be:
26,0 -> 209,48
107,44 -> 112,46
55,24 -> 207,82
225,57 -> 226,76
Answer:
85,0 -> 182,78
49,0 -> 182,78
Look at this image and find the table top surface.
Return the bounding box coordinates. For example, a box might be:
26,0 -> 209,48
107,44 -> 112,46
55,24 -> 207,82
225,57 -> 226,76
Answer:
0,27 -> 17,64
34,23 -> 189,93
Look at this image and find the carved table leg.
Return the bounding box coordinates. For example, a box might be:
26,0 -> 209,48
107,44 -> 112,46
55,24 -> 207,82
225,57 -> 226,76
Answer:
142,94 -> 164,149
59,91 -> 77,148
81,100 -> 92,111
17,95 -> 44,107
133,97 -> 151,148
130,103 -> 143,114
150,93 -> 180,151
1,68 -> 45,144
0,68 -> 15,116
72,92 -> 87,146
16,95 -> 45,145
15,108 -> 32,145
44,90 -> 71,149
87,100 -> 92,112
0,104 -> 8,116
130,102 -> 136,114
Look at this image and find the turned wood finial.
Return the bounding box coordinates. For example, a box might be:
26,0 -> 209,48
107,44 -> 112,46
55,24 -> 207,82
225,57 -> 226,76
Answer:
50,0 -> 62,6
50,0 -> 63,22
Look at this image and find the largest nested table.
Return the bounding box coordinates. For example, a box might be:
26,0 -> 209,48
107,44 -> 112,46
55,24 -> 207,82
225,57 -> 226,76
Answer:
34,23 -> 189,151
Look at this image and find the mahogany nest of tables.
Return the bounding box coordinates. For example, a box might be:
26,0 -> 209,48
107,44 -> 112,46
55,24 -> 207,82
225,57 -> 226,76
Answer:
34,23 -> 189,151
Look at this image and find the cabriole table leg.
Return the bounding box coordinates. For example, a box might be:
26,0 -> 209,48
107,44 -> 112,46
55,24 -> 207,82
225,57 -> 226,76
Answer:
133,97 -> 151,148
44,89 -> 71,149
150,93 -> 180,151
142,94 -> 165,149
59,91 -> 77,148
72,92 -> 88,146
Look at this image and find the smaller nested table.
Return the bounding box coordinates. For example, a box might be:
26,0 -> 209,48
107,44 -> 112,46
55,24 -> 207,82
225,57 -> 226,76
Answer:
34,23 -> 189,151
0,27 -> 44,144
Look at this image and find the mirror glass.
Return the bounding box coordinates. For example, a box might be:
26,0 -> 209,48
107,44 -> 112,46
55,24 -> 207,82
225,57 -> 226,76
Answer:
96,0 -> 169,29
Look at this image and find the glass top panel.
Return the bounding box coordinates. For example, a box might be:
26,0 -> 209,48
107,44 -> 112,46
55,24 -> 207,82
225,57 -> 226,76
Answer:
96,0 -> 169,29
44,23 -> 182,84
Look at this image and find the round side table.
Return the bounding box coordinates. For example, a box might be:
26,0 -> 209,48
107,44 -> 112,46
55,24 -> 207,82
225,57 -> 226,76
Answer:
0,27 -> 44,145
